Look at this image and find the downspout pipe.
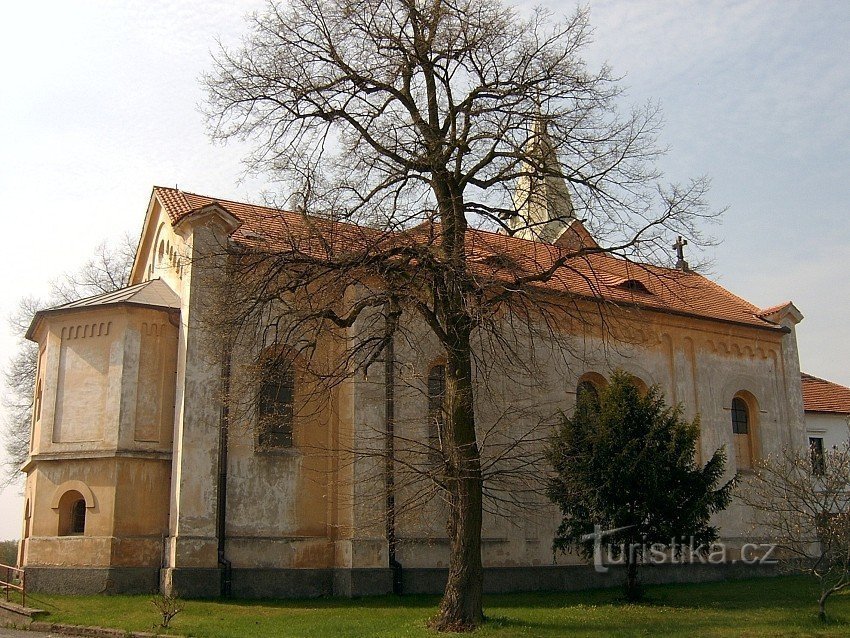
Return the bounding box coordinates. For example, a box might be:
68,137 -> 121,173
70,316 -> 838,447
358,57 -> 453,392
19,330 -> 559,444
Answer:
384,329 -> 403,594
216,344 -> 233,597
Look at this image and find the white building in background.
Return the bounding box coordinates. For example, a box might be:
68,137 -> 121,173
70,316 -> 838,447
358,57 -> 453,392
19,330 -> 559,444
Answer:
802,373 -> 850,470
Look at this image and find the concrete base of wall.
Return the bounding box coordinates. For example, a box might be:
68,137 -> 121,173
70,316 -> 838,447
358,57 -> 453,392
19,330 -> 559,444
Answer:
162,567 -> 391,598
28,562 -> 779,598
332,568 -> 395,597
403,561 -> 780,595
26,567 -> 160,594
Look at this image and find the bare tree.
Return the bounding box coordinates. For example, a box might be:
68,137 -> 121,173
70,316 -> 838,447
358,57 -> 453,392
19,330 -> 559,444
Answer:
738,441 -> 850,622
203,0 -> 715,629
2,235 -> 136,487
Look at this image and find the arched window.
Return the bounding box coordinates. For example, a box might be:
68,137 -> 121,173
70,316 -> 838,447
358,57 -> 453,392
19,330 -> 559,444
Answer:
628,375 -> 649,397
427,364 -> 446,454
57,490 -> 87,536
576,380 -> 599,405
71,500 -> 86,534
731,396 -> 752,469
257,351 -> 295,449
34,377 -> 43,422
23,499 -> 31,540
575,372 -> 606,411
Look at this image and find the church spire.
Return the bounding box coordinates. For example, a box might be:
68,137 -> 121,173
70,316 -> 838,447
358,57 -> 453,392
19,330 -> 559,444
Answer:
508,117 -> 574,243
505,116 -> 597,251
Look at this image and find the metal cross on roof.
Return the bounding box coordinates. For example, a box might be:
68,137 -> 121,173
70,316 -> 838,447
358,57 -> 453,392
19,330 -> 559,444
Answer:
673,236 -> 690,272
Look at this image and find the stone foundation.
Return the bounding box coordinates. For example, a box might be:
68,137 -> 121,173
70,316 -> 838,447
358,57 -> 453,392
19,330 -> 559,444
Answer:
27,562 -> 780,597
25,567 -> 160,594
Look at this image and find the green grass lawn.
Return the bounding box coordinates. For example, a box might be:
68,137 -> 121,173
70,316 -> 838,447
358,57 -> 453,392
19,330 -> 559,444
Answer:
22,576 -> 850,637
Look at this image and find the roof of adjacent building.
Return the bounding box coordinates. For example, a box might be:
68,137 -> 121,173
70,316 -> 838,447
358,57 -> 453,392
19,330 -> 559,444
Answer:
26,279 -> 179,340
151,186 -> 789,332
801,373 -> 850,415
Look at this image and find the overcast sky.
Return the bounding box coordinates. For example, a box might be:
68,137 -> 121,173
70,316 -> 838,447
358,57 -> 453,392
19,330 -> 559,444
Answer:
0,0 -> 847,540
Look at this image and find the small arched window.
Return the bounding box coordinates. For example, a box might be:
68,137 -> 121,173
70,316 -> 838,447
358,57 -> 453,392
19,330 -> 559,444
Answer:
23,499 -> 31,540
71,500 -> 86,534
57,490 -> 87,536
34,377 -> 43,422
576,380 -> 599,405
731,396 -> 752,469
427,364 -> 446,455
575,372 -> 606,411
257,352 -> 295,449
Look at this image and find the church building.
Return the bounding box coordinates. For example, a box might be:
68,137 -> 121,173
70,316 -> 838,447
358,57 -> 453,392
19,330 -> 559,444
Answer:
19,151 -> 807,596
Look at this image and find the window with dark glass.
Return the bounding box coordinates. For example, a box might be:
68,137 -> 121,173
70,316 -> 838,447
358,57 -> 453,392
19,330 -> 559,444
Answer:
258,361 -> 295,449
58,490 -> 87,536
731,397 -> 749,434
619,279 -> 651,294
427,364 -> 446,454
71,499 -> 86,535
810,437 -> 826,476
731,396 -> 753,469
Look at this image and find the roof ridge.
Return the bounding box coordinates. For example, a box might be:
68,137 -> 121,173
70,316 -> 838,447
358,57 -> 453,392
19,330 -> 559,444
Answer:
153,185 -> 293,216
802,371 -> 850,388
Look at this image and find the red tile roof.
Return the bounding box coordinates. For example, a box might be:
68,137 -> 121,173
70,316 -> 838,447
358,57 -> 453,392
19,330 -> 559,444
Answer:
801,373 -> 850,414
151,186 -> 784,332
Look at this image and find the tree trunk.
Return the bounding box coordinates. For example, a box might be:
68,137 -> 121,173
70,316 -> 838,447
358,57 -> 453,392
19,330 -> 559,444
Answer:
428,177 -> 484,631
818,590 -> 829,623
431,319 -> 484,631
625,550 -> 641,601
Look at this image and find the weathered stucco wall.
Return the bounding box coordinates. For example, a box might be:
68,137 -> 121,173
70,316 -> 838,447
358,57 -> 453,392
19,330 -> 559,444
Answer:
383,302 -> 803,569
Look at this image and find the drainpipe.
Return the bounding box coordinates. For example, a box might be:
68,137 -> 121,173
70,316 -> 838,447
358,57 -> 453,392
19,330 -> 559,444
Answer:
384,327 -> 403,594
216,344 -> 233,597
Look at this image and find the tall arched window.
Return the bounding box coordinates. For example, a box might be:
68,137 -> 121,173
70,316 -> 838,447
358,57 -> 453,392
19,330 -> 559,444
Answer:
23,499 -> 30,540
57,490 -> 86,536
731,396 -> 752,469
427,364 -> 446,455
257,351 -> 295,449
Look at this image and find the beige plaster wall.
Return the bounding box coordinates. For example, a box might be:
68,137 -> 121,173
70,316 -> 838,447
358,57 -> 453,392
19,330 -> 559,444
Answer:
381,303 -> 802,568
23,295 -> 178,571
22,456 -> 170,569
